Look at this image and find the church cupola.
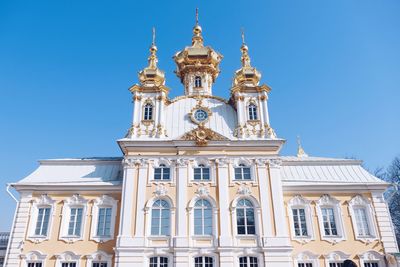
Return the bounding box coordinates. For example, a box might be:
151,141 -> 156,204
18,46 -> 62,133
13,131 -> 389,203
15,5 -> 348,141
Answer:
173,9 -> 223,96
127,28 -> 169,139
231,31 -> 276,140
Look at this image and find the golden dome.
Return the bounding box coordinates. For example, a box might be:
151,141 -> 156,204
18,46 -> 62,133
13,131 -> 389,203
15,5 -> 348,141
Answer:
173,16 -> 223,83
232,42 -> 261,87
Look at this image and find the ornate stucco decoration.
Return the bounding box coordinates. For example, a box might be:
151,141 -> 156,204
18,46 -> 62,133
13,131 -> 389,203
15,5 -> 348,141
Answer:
154,184 -> 168,197
180,125 -> 228,146
188,98 -> 212,125
195,185 -> 209,197
237,185 -> 251,196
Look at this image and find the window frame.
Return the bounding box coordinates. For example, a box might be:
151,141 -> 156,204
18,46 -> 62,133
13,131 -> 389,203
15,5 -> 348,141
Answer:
150,199 -> 171,236
348,195 -> 378,243
358,251 -> 385,267
148,256 -> 171,267
149,160 -> 174,183
143,103 -> 154,121
22,251 -> 47,267
247,103 -> 258,121
27,195 -> 55,243
233,163 -> 252,181
293,251 -> 319,267
316,195 -> 346,243
153,164 -> 171,181
90,195 -> 118,243
193,255 -> 216,267
59,195 -> 88,243
231,197 -> 261,238
86,251 -> 112,267
324,251 -> 350,267
238,255 -> 260,267
287,195 -> 314,243
194,76 -> 202,88
55,252 -> 81,267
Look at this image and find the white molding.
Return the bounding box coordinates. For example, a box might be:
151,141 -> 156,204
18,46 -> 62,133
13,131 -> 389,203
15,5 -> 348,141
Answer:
27,195 -> 56,243
293,251 -> 320,267
348,195 -> 378,244
358,250 -> 385,267
287,195 -> 315,243
235,253 -> 265,267
148,159 -> 175,185
21,250 -> 47,265
59,194 -> 88,243
86,250 -> 113,267
189,158 -> 216,185
230,158 -> 256,184
55,251 -> 81,267
145,254 -> 173,267
90,195 -> 118,243
315,194 -> 346,244
230,196 -> 261,241
191,253 -> 220,267
145,196 -> 175,237
323,251 -> 351,267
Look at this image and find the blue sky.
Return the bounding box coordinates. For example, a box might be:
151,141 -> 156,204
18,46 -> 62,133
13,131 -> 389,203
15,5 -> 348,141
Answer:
0,0 -> 399,231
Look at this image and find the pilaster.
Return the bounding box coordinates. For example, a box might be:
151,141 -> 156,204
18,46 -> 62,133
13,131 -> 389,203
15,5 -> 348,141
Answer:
255,159 -> 273,239
174,158 -> 189,247
216,158 -> 233,247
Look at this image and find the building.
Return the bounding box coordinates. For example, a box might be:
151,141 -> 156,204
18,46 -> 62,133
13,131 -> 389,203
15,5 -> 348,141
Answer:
0,232 -> 10,267
4,18 -> 400,267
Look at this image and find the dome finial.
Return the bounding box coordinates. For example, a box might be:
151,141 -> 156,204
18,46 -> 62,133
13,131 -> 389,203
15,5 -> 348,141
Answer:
297,136 -> 309,157
192,8 -> 203,47
240,28 -> 250,67
148,27 -> 158,69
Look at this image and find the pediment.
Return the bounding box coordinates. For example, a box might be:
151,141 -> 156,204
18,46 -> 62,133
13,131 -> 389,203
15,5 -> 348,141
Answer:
179,125 -> 229,146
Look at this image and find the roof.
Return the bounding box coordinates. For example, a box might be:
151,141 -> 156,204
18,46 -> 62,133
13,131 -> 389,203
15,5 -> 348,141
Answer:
13,156 -> 386,189
280,156 -> 385,184
16,157 -> 123,186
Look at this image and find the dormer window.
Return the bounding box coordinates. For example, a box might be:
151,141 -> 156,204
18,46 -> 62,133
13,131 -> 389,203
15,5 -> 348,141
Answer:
248,103 -> 258,120
143,103 -> 153,121
194,76 -> 202,88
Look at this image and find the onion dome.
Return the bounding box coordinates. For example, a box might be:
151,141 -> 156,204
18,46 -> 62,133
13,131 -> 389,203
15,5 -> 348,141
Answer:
232,35 -> 261,87
173,10 -> 223,84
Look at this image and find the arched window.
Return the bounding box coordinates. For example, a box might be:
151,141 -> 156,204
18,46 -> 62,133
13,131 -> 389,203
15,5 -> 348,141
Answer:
236,199 -> 255,235
234,164 -> 251,180
144,103 -> 153,121
151,200 -> 170,236
194,199 -> 212,235
149,257 -> 168,267
239,256 -> 258,267
248,103 -> 258,120
194,164 -> 210,180
194,76 -> 202,88
154,164 -> 170,180
194,256 -> 213,267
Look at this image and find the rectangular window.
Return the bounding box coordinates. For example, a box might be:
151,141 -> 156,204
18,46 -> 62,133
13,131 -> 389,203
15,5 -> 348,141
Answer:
354,207 -> 371,236
68,208 -> 83,236
234,166 -> 251,180
329,263 -> 344,267
154,166 -> 170,180
35,207 -> 51,236
61,263 -> 76,267
364,263 -> 378,267
97,207 -> 112,236
194,167 -> 210,180
92,262 -> 108,267
292,208 -> 308,236
322,208 -> 338,236
298,264 -> 313,267
27,263 -> 42,267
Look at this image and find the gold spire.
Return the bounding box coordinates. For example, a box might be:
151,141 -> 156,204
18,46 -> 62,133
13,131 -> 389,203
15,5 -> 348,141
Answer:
297,136 -> 308,157
137,27 -> 165,87
240,28 -> 251,67
192,8 -> 203,47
